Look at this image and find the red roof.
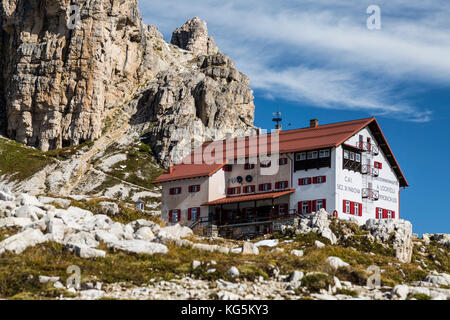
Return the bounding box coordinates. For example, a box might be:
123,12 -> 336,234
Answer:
153,117 -> 408,187
153,162 -> 226,184
202,190 -> 296,206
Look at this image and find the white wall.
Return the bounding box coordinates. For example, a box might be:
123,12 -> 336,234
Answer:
290,149 -> 337,214
336,127 -> 400,224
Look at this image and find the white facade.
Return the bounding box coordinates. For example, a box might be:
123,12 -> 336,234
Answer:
159,124 -> 404,227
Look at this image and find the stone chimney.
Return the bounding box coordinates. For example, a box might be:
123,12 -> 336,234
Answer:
310,119 -> 319,128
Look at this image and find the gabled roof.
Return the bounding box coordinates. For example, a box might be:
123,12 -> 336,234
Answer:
153,117 -> 408,187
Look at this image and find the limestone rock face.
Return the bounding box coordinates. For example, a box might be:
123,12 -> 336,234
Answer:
171,17 -> 219,55
0,1 -> 255,158
365,219 -> 413,263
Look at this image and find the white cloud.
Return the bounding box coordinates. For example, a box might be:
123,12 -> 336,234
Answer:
138,0 -> 450,122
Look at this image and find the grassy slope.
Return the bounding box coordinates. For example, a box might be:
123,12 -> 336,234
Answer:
0,138 -> 55,181
1,223 -> 447,299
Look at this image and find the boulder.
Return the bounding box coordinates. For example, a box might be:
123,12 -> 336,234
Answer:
83,215 -> 113,231
134,227 -> 155,241
296,210 -> 337,244
241,242 -> 259,255
0,201 -> 16,217
95,230 -> 120,245
12,205 -> 42,221
392,284 -> 409,300
38,196 -> 71,208
99,202 -> 120,216
39,276 -> 60,284
0,229 -> 47,255
157,224 -> 193,240
227,266 -> 240,278
80,289 -> 105,300
365,219 -> 413,263
424,272 -> 450,287
75,246 -> 106,259
291,249 -> 304,257
315,240 -> 325,248
0,217 -> 33,228
15,194 -> 43,207
47,218 -> 66,242
192,260 -> 201,269
287,270 -> 304,283
64,231 -> 99,248
429,234 -> 450,248
0,189 -> 14,202
327,257 -> 350,270
109,240 -> 168,255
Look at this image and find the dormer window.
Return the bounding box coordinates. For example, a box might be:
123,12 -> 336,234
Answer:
319,149 -> 330,158
260,160 -> 271,168
188,185 -> 200,193
307,151 -> 318,159
244,163 -> 255,170
296,153 -> 307,161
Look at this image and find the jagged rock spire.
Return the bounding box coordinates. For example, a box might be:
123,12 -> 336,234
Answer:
171,17 -> 219,55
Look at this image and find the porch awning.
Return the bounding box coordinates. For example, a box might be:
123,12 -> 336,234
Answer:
202,189 -> 295,206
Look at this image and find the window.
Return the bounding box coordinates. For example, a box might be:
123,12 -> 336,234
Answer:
301,201 -> 310,214
259,183 -> 272,191
299,177 -> 312,186
387,210 -> 392,219
355,153 -> 361,163
244,163 -> 255,170
354,203 -> 359,216
260,160 -> 271,168
169,187 -> 181,195
279,158 -> 288,165
223,164 -> 233,172
243,185 -> 256,193
227,187 -> 241,195
188,207 -> 200,221
169,209 -> 180,223
315,199 -> 326,211
296,153 -> 306,161
319,149 -> 330,158
307,151 -> 318,159
374,161 -> 382,169
350,152 -> 355,161
344,200 -> 350,213
377,207 -> 383,219
275,181 -> 288,189
313,176 -> 326,184
188,185 -> 200,193
344,150 -> 349,159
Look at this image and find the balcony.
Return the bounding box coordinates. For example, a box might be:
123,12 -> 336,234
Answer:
362,165 -> 379,177
362,188 -> 379,201
357,142 -> 379,156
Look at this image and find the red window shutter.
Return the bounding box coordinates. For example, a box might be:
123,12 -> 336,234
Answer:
379,162 -> 383,169
343,200 -> 347,213
323,199 -> 327,211
188,208 -> 192,220
382,209 -> 388,219
237,187 -> 241,194
259,184 -> 263,191
197,185 -> 200,192
322,176 -> 327,183
299,179 -> 303,186
359,203 -> 362,216
312,177 -> 318,184
298,202 -> 302,213
169,188 -> 174,195
350,202 -> 355,215
307,201 -> 312,213
227,188 -> 232,195
392,211 -> 395,219
168,210 -> 173,223
275,182 -> 279,189
312,200 -> 317,212
308,178 -> 312,185
376,207 -> 379,219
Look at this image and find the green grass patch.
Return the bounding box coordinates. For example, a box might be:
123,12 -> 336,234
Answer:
0,138 -> 55,181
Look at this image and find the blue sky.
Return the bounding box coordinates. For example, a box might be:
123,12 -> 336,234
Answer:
139,0 -> 450,235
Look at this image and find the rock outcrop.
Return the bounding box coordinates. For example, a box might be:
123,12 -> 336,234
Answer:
0,1 -> 255,164
364,219 -> 413,263
171,17 -> 218,55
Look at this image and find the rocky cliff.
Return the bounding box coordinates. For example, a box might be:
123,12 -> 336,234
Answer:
0,0 -> 255,164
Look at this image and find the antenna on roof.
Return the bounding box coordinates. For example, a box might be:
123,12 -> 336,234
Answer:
272,104 -> 282,130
